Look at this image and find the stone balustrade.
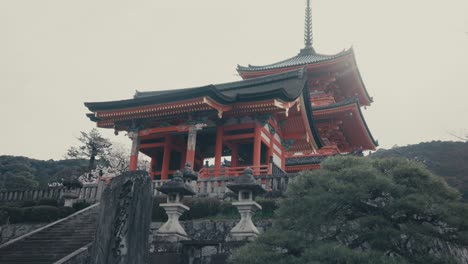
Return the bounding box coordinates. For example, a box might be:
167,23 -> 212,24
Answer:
0,174 -> 295,203
0,185 -> 101,203
152,174 -> 294,198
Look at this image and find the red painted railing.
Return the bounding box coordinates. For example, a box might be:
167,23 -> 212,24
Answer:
198,165 -> 272,179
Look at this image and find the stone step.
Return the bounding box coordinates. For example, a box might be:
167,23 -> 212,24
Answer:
0,205 -> 99,264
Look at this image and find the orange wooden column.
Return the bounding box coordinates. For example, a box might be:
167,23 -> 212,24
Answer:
268,138 -> 274,175
150,157 -> 157,180
214,126 -> 224,177
129,131 -> 140,171
231,144 -> 238,168
253,124 -> 262,175
161,135 -> 171,180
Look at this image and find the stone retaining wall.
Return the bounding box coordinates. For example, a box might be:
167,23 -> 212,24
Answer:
0,223 -> 46,245
150,219 -> 272,245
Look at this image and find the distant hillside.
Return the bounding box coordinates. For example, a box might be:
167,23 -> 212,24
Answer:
0,156 -> 87,190
370,141 -> 468,200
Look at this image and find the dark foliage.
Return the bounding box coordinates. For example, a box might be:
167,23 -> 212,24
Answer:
0,204 -> 76,224
370,141 -> 468,200
151,196 -> 277,222
0,155 -> 87,190
62,179 -> 83,189
66,128 -> 112,171
230,156 -> 468,264
72,201 -> 92,211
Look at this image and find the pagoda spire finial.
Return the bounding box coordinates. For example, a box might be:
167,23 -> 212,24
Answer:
304,0 -> 313,48
299,0 -> 315,55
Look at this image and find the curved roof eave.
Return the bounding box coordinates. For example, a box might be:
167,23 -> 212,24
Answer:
302,81 -> 324,149
237,48 -> 352,73
84,69 -> 308,112
346,47 -> 373,105
312,97 -> 378,147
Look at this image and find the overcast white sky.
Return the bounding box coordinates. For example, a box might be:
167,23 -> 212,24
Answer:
1,0 -> 467,160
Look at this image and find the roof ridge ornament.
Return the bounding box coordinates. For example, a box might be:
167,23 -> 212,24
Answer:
299,0 -> 316,56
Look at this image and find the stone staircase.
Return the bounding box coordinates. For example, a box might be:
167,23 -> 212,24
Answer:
0,204 -> 98,264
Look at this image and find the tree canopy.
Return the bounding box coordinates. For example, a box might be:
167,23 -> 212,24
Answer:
66,128 -> 112,171
0,156 -> 87,190
230,156 -> 468,264
371,141 -> 468,200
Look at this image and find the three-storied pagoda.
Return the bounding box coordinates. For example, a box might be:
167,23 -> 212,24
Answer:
84,0 -> 377,180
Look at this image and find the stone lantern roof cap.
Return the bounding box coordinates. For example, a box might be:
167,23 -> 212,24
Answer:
227,168 -> 266,195
181,163 -> 198,180
156,171 -> 196,196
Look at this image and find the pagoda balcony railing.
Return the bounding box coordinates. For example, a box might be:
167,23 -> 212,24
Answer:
198,164 -> 272,179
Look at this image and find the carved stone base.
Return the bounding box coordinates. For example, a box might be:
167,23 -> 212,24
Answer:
227,201 -> 262,242
156,203 -> 190,242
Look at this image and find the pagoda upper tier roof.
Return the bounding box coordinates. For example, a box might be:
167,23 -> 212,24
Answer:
237,47 -> 350,73
312,97 -> 378,150
85,69 -> 307,112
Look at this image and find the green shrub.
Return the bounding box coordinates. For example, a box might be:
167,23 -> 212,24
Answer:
38,198 -> 59,207
23,206 -> 60,222
0,206 -> 24,223
255,199 -> 277,219
181,197 -> 221,220
72,201 -> 91,211
0,210 -> 8,225
18,200 -> 37,207
218,202 -> 238,218
152,196 -> 168,222
58,206 -> 76,218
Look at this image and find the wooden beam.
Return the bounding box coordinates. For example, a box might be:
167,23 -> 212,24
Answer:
223,123 -> 255,131
223,133 -> 254,141
203,97 -> 232,118
140,142 -> 165,149
139,126 -> 189,136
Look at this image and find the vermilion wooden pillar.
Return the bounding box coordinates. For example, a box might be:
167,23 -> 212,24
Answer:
161,135 -> 171,180
268,137 -> 273,175
253,124 -> 262,175
214,126 -> 224,177
231,144 -> 238,167
150,157 -> 157,180
129,131 -> 140,171
181,151 -> 187,168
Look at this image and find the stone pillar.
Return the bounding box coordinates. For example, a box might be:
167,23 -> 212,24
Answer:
128,131 -> 140,171
226,168 -> 266,242
91,171 -> 153,264
185,126 -> 198,167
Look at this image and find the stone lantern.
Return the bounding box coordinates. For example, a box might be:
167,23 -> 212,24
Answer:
226,167 -> 266,241
156,171 -> 196,242
181,162 -> 198,181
